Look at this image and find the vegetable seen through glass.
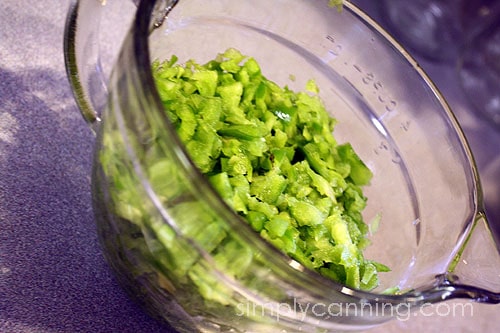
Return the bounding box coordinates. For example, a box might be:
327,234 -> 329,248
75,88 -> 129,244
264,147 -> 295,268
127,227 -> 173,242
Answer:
102,48 -> 391,307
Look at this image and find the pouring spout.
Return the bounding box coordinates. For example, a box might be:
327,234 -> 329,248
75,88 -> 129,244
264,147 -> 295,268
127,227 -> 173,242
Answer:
418,278 -> 500,305
446,284 -> 500,304
444,211 -> 500,302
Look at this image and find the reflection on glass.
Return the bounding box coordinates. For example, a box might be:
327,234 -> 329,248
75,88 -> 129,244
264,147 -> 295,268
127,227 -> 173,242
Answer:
459,1 -> 500,128
378,0 -> 464,62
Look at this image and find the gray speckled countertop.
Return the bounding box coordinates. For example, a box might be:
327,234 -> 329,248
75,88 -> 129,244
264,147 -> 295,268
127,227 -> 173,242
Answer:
0,1 -> 498,332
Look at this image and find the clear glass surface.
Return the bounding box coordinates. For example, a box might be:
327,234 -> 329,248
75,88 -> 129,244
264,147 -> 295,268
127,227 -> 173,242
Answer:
64,0 -> 500,331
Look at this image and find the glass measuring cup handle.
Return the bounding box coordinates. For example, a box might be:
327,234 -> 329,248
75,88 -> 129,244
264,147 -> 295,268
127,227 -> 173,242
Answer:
64,0 -> 111,133
63,0 -> 178,133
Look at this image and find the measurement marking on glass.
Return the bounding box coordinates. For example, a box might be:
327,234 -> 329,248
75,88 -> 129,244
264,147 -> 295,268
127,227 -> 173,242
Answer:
352,63 -> 398,112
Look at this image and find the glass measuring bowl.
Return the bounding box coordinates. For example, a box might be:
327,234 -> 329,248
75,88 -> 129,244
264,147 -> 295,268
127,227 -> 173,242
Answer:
64,0 -> 500,331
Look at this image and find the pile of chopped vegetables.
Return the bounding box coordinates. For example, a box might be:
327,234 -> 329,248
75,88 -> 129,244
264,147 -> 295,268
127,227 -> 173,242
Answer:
151,48 -> 389,291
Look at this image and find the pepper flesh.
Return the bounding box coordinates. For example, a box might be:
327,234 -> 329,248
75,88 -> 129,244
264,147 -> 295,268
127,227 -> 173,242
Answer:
151,48 -> 389,291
